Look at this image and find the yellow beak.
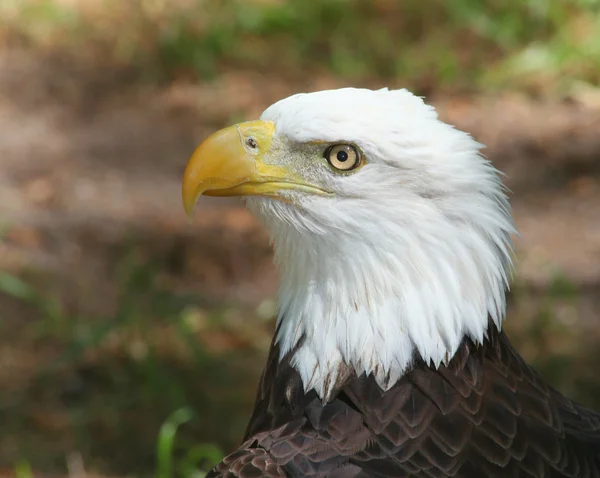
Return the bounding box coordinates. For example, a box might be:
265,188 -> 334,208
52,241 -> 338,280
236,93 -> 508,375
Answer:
182,120 -> 326,216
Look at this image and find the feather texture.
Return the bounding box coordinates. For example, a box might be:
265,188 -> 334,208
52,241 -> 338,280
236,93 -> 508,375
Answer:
207,325 -> 600,477
247,88 -> 515,398
198,88 -> 599,477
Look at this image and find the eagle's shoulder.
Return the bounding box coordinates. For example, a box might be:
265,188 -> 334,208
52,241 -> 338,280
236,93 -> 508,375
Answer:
208,328 -> 600,478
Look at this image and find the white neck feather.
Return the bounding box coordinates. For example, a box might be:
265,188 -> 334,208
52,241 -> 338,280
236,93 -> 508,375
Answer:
250,190 -> 514,400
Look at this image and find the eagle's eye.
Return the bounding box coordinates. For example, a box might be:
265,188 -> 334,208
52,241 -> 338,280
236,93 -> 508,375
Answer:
324,144 -> 362,171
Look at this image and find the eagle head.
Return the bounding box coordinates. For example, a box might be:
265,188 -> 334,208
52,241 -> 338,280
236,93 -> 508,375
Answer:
182,88 -> 515,398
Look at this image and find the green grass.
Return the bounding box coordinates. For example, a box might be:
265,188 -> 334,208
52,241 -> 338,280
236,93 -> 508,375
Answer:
156,408 -> 222,478
11,409 -> 222,478
0,250 -> 263,476
1,0 -> 599,93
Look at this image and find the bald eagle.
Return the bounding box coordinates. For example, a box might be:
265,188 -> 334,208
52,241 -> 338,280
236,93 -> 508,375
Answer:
182,88 -> 600,477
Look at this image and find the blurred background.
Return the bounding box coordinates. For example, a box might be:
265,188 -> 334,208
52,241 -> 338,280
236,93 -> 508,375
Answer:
1,0 -> 600,476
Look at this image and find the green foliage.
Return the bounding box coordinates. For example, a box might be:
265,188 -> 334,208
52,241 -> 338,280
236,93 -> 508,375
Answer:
0,272 -> 37,301
156,408 -> 222,478
482,0 -> 600,92
0,0 -> 79,45
14,460 -> 34,478
0,250 -> 256,476
2,0 -> 599,92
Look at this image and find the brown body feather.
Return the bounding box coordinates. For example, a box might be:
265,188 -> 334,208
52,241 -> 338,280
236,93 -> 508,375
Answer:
207,324 -> 600,477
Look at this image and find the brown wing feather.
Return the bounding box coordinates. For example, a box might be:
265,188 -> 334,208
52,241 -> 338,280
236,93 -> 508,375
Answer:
207,324 -> 600,477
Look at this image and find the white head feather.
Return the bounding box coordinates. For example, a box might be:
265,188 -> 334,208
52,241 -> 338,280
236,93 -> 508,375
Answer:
246,88 -> 516,399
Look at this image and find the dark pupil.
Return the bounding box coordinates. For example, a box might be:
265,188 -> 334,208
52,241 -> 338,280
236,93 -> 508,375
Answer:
336,150 -> 349,162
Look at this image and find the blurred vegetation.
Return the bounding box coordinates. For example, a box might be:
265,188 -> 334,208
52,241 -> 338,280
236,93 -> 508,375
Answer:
0,247 -> 275,476
0,0 -> 599,94
1,1 -> 600,477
